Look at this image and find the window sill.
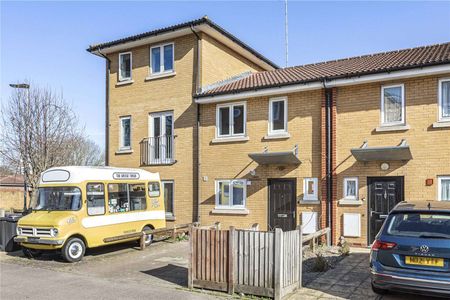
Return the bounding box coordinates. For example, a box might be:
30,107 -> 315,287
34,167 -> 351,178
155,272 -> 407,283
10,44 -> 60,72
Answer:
432,121 -> 450,128
211,136 -> 249,144
115,149 -> 133,155
338,199 -> 363,206
375,124 -> 410,132
210,208 -> 249,215
263,133 -> 290,140
116,80 -> 134,86
299,200 -> 320,205
145,71 -> 176,81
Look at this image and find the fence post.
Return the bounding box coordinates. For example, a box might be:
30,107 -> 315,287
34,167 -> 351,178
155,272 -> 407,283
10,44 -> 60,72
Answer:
298,226 -> 303,289
274,228 -> 283,300
140,232 -> 146,250
188,225 -> 194,289
326,228 -> 331,247
228,226 -> 235,295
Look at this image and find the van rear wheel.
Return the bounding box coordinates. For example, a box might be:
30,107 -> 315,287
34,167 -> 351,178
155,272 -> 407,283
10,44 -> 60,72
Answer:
62,237 -> 85,263
143,226 -> 153,246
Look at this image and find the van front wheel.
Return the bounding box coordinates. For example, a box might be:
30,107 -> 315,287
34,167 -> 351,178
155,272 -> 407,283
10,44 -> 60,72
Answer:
62,237 -> 85,263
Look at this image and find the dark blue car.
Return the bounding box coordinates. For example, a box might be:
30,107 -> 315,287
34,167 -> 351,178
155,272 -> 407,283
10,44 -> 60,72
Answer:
370,201 -> 450,297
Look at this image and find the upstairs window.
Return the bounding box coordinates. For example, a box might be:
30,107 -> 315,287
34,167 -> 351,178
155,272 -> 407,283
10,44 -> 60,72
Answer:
216,102 -> 246,138
268,97 -> 288,135
120,116 -> 131,150
303,178 -> 318,201
118,52 -> 132,81
215,179 -> 246,209
439,79 -> 450,121
150,43 -> 174,74
381,84 -> 405,126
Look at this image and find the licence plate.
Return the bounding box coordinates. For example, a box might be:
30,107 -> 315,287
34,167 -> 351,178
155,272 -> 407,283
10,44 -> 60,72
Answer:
27,237 -> 40,243
405,256 -> 444,267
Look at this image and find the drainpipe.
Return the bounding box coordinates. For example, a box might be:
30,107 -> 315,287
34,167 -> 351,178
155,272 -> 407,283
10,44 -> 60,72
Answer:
98,49 -> 111,166
190,26 -> 201,223
323,80 -> 333,241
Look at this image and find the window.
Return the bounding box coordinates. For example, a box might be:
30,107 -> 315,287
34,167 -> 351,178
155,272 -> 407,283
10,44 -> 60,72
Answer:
216,103 -> 246,138
150,43 -> 174,74
120,116 -> 131,150
33,187 -> 81,211
381,84 -> 405,126
118,52 -> 132,81
386,213 -> 450,238
162,180 -> 174,218
438,176 -> 450,201
108,183 -> 147,213
149,112 -> 174,163
268,97 -> 288,135
343,177 -> 358,200
439,79 -> 450,121
87,183 -> 105,216
215,179 -> 246,209
303,178 -> 318,201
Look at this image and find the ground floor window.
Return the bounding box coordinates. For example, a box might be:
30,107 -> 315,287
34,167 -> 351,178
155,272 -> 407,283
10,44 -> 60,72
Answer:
162,180 -> 174,218
303,178 -> 318,201
438,176 -> 450,201
343,177 -> 358,200
215,179 -> 246,209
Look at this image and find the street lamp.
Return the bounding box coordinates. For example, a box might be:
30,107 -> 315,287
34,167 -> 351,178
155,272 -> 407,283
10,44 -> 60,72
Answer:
9,83 -> 30,213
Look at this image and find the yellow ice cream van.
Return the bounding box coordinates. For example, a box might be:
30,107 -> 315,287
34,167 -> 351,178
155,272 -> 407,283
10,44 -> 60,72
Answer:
14,166 -> 165,262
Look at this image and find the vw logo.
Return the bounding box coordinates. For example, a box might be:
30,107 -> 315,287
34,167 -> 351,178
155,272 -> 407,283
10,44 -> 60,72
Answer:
420,245 -> 429,253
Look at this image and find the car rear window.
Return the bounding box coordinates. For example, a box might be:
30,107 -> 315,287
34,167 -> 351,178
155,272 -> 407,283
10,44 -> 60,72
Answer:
386,213 -> 450,238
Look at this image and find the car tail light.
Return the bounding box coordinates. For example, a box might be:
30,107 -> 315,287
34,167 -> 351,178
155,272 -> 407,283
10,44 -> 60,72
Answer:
371,240 -> 397,251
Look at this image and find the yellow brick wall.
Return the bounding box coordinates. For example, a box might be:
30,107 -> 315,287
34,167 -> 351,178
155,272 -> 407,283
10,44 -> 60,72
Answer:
335,74 -> 450,246
0,188 -> 25,211
199,91 -> 323,230
200,33 -> 264,87
107,34 -> 197,225
107,32 -> 272,225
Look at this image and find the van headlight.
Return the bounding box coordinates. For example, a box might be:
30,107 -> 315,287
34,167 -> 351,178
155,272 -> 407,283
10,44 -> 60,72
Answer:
50,228 -> 59,237
16,227 -> 22,235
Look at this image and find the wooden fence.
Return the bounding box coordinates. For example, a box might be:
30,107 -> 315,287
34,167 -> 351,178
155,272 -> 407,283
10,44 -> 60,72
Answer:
188,226 -> 330,299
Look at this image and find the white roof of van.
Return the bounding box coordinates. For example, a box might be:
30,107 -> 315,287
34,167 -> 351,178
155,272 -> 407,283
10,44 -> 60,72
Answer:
39,166 -> 159,185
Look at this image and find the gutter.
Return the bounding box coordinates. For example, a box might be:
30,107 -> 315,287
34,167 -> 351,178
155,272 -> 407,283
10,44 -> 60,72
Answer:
97,49 -> 111,166
190,26 -> 201,223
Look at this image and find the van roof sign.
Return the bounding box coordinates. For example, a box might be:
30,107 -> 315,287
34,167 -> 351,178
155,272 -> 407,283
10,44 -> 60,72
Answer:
113,172 -> 140,180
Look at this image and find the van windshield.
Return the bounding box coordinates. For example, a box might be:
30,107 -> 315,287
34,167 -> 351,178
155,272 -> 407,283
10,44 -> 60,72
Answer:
386,212 -> 450,238
33,187 -> 82,211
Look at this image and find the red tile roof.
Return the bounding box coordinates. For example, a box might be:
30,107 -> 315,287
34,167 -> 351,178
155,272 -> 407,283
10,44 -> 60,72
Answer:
0,175 -> 25,186
197,42 -> 450,97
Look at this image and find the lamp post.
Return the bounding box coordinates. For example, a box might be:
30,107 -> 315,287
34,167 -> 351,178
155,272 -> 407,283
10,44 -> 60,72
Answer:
9,83 -> 30,213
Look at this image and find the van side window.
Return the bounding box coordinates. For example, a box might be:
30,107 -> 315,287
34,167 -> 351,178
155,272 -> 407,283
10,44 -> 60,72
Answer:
86,183 -> 105,216
129,184 -> 146,211
148,182 -> 160,197
108,183 -> 129,213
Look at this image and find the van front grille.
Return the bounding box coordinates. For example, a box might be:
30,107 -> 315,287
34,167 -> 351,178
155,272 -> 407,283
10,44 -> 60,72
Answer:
20,227 -> 52,237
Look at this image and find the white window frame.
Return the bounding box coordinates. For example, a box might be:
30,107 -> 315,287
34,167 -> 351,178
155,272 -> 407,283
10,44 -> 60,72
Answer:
438,78 -> 450,122
118,52 -> 132,82
215,179 -> 247,209
343,177 -> 358,200
381,84 -> 405,126
216,102 -> 247,138
119,116 -> 131,150
161,180 -> 175,217
268,97 -> 288,135
150,42 -> 175,75
149,111 -> 174,138
303,178 -> 318,201
438,176 -> 450,201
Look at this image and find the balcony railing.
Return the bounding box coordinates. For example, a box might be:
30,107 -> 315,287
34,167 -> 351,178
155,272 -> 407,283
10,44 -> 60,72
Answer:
140,135 -> 176,165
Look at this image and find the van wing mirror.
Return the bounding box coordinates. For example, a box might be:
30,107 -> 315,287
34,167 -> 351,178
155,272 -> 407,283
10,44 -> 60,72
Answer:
148,182 -> 160,197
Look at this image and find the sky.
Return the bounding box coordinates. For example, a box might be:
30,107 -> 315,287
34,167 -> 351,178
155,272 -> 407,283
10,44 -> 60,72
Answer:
2,1 -> 450,150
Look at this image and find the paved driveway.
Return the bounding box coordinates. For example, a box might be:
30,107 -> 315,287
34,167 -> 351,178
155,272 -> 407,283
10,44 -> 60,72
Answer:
290,250 -> 439,300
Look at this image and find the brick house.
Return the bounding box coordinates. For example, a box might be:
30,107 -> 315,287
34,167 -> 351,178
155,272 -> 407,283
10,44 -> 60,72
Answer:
89,17 -> 450,246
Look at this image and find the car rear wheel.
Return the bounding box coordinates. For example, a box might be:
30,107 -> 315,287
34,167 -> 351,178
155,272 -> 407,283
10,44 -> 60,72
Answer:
142,226 -> 153,247
22,247 -> 43,259
61,237 -> 85,263
371,283 -> 388,295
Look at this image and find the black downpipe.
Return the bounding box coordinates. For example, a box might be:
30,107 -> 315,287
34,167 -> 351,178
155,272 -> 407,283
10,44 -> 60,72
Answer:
325,88 -> 333,241
98,50 -> 111,166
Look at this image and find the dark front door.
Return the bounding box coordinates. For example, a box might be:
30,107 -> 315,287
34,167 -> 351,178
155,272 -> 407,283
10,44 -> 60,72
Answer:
368,177 -> 404,243
268,179 -> 296,231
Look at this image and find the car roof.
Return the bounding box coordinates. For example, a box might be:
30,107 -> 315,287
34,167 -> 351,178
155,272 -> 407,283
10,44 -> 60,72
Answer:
391,201 -> 450,214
